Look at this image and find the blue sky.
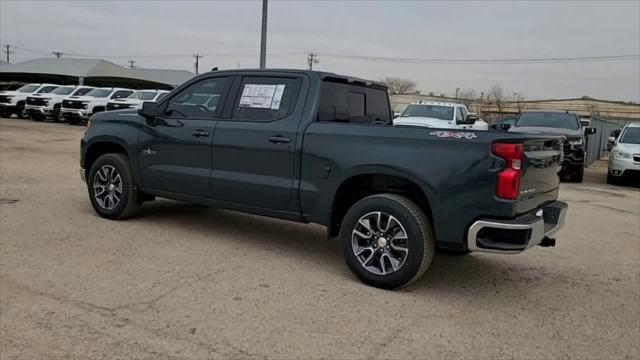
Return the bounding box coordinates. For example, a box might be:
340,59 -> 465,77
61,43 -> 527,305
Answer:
1,0 -> 639,101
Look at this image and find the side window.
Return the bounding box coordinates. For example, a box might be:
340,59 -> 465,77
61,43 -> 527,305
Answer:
165,77 -> 230,118
456,107 -> 464,121
231,77 -> 301,121
111,90 -> 133,99
460,107 -> 468,119
317,81 -> 391,124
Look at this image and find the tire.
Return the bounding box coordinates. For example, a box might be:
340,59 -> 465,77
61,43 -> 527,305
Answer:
53,106 -> 61,122
0,110 -> 11,118
340,194 -> 435,289
87,153 -> 141,220
606,172 -> 618,185
570,166 -> 584,183
16,102 -> 28,119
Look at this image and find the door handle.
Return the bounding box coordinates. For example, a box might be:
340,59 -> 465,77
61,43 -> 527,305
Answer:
268,135 -> 291,144
192,129 -> 210,137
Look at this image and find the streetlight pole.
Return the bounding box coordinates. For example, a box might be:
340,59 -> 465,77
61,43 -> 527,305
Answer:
455,87 -> 460,99
259,0 -> 268,69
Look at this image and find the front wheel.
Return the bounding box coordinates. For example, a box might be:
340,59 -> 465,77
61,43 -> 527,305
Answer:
16,103 -> 28,119
87,153 -> 141,220
340,194 -> 434,289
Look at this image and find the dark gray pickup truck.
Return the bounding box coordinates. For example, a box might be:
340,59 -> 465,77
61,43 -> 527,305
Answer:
80,69 -> 567,289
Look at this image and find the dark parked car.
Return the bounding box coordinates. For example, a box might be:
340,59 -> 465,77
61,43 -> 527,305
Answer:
80,69 -> 567,289
502,111 -> 596,182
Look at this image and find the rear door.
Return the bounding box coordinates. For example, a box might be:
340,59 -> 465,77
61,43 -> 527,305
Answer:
211,74 -> 307,210
138,76 -> 232,198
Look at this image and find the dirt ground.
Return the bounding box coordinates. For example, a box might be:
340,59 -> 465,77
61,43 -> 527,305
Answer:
1,117 -> 638,360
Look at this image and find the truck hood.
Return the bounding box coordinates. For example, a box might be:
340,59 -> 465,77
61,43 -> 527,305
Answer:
91,109 -> 139,120
614,142 -> 640,154
394,117 -> 453,128
509,126 -> 582,138
109,98 -> 141,105
65,96 -> 94,102
0,91 -> 19,96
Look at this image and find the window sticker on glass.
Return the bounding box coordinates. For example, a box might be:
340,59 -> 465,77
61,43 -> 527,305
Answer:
239,84 -> 286,109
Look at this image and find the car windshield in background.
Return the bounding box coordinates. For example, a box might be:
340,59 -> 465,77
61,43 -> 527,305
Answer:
72,88 -> 94,96
400,105 -> 454,121
51,87 -> 75,95
85,89 -> 112,98
36,86 -> 58,94
515,112 -> 579,130
619,127 -> 640,144
16,84 -> 40,93
129,91 -> 157,101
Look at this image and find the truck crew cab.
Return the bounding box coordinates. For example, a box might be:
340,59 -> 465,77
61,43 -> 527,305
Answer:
80,69 -> 567,289
0,83 -> 59,119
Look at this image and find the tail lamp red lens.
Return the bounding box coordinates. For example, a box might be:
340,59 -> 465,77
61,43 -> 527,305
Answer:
492,143 -> 523,200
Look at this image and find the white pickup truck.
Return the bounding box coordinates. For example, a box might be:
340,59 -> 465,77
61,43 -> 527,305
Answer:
0,83 -> 60,119
26,85 -> 95,122
106,90 -> 169,111
60,87 -> 134,124
393,101 -> 489,131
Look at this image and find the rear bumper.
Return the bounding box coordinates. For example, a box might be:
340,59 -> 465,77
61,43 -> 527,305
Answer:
466,201 -> 568,253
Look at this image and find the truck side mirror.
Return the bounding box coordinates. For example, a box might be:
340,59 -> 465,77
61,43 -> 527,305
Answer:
580,119 -> 591,127
139,101 -> 159,118
500,123 -> 511,130
584,127 -> 596,136
460,114 -> 477,125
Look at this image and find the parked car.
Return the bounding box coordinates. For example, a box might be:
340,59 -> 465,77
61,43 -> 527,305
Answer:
26,85 -> 95,122
504,111 -> 596,182
106,90 -> 169,111
80,69 -> 567,289
0,83 -> 60,119
61,87 -> 134,124
393,101 -> 489,130
490,115 -> 517,130
608,122 -> 640,184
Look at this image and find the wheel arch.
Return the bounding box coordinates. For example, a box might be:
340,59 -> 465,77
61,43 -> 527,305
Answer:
327,169 -> 437,238
83,139 -> 132,181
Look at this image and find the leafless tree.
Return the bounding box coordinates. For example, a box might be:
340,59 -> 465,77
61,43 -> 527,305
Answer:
381,77 -> 417,95
457,89 -> 476,107
488,84 -> 505,112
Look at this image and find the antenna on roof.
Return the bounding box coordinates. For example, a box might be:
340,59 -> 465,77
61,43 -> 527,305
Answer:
51,51 -> 64,59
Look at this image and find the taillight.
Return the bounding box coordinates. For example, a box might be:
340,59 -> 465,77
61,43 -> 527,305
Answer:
492,143 -> 523,200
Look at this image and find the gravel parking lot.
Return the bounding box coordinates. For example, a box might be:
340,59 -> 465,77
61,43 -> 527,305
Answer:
1,117 -> 638,359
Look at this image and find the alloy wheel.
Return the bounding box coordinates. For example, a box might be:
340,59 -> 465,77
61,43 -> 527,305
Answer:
351,211 -> 409,275
93,165 -> 123,210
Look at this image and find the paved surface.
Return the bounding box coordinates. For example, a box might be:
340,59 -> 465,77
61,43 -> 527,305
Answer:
1,117 -> 639,359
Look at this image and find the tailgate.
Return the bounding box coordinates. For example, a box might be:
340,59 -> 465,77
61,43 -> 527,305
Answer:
517,138 -> 563,214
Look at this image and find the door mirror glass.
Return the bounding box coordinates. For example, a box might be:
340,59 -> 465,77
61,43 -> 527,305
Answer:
580,119 -> 591,127
500,123 -> 511,130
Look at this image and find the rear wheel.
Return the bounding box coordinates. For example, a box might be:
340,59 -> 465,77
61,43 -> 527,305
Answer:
87,153 -> 141,220
340,194 -> 434,289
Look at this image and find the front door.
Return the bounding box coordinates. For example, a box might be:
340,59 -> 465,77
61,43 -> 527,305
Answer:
138,76 -> 232,198
211,75 -> 306,210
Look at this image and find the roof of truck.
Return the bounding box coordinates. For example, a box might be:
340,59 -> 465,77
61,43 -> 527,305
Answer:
408,101 -> 465,108
201,69 -> 387,89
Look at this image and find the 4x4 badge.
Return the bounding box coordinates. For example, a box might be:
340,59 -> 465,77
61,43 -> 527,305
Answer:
429,131 -> 477,140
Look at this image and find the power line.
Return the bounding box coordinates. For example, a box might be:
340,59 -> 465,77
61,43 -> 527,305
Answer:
307,52 -> 319,70
193,54 -> 203,74
51,51 -> 65,59
320,53 -> 640,64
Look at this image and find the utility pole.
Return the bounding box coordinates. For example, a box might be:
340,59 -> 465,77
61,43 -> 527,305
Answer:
128,60 -> 136,69
51,51 -> 64,59
455,87 -> 460,99
3,45 -> 14,63
307,52 -> 319,70
193,54 -> 203,74
259,0 -> 268,69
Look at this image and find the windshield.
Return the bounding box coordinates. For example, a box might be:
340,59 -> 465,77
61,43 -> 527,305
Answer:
619,126 -> 640,144
128,91 -> 158,101
515,112 -> 579,130
51,87 -> 75,95
17,84 -> 40,93
72,87 -> 94,96
85,89 -> 112,98
400,105 -> 454,121
36,86 -> 58,94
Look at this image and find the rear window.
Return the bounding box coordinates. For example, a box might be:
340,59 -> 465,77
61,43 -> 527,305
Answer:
317,81 -> 391,124
516,112 -> 580,130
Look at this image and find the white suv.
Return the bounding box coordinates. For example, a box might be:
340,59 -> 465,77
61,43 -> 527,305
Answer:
25,86 -> 95,122
0,83 -> 60,119
608,122 -> 640,184
106,90 -> 169,111
393,101 -> 489,131
60,87 -> 134,124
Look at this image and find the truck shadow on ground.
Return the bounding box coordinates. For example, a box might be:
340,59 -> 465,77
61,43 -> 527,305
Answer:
133,200 -> 561,298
